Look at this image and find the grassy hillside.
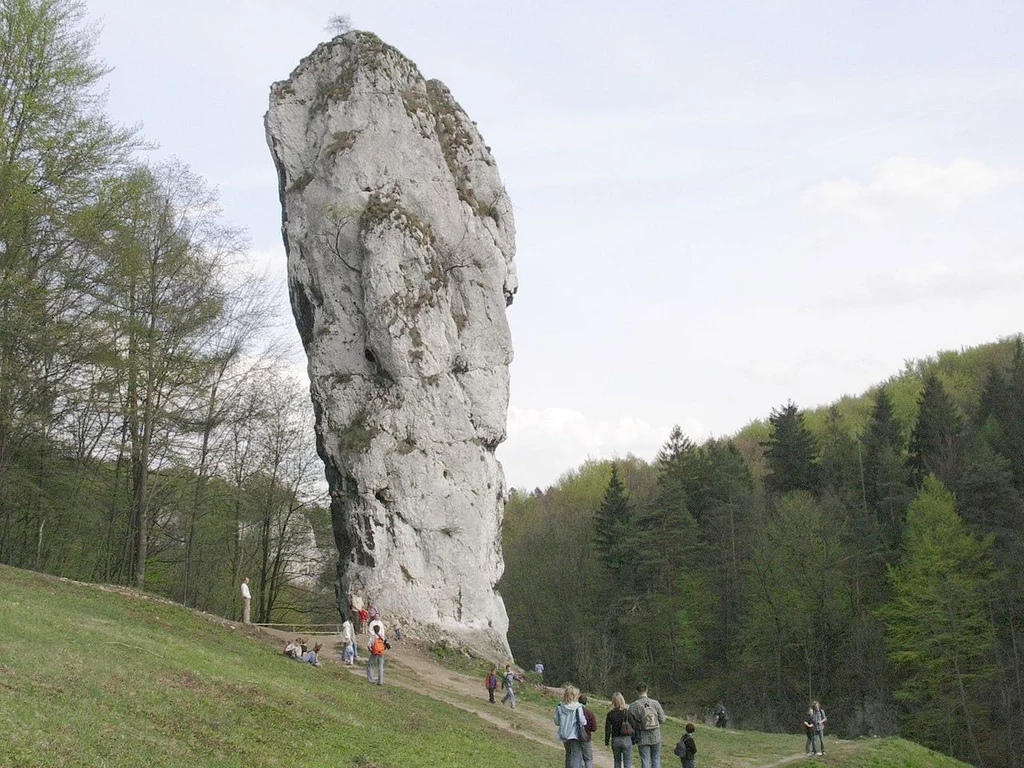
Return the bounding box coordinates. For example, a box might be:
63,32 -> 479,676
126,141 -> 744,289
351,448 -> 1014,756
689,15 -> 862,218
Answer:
0,565 -> 973,768
0,565 -> 553,768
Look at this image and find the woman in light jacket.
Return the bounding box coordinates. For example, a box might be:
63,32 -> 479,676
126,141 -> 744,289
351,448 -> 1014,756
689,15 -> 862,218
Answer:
555,684 -> 586,768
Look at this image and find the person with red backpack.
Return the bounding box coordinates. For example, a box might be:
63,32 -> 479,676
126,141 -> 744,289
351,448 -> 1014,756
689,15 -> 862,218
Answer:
485,667 -> 499,703
365,621 -> 389,686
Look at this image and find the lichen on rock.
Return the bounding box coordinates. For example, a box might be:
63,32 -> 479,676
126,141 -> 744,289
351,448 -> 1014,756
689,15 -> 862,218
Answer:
265,30 -> 517,656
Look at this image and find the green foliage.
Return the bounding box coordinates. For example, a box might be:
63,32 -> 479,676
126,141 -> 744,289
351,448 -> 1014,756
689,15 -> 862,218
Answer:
593,463 -> 632,571
763,402 -> 820,495
879,477 -> 997,765
908,374 -> 967,485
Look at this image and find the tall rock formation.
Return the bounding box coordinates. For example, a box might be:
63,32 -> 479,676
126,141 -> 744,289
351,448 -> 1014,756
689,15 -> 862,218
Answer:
265,32 -> 517,656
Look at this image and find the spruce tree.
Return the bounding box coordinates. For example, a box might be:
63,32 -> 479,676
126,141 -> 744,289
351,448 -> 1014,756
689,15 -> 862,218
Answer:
861,387 -> 913,551
593,463 -> 632,572
908,374 -> 967,487
763,402 -> 819,496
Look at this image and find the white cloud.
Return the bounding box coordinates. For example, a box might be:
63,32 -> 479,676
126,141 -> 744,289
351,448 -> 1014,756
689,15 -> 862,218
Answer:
835,259 -> 1024,308
803,157 -> 1020,221
499,407 -> 707,491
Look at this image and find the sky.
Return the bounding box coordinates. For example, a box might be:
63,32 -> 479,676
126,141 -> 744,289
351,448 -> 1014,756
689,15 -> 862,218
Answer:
83,0 -> 1024,491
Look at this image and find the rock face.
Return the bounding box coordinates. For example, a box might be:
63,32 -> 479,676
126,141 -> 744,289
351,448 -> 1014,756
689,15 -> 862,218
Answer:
265,32 -> 516,656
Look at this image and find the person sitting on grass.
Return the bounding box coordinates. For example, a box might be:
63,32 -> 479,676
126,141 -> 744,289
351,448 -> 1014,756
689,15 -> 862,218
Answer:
301,643 -> 323,667
283,638 -> 302,659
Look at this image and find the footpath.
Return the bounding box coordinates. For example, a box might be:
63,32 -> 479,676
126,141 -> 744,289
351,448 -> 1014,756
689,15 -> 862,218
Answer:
250,625 -> 837,768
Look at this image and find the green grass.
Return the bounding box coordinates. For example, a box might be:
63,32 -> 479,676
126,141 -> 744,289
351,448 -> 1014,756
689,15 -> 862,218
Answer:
0,566 -> 554,768
0,565 -> 975,768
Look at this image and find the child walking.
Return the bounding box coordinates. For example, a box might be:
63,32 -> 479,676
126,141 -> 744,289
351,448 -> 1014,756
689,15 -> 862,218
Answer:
674,722 -> 697,768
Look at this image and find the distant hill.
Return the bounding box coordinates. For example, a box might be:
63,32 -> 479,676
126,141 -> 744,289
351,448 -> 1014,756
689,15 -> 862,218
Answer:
732,334 -> 1021,473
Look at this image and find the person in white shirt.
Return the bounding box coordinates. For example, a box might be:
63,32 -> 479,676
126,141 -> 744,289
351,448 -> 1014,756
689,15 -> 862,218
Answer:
240,577 -> 251,624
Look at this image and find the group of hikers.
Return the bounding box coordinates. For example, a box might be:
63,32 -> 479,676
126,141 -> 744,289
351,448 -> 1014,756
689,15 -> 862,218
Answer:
550,683 -> 693,768
273,588 -> 829,764
277,587 -> 398,685
488,669 -> 827,768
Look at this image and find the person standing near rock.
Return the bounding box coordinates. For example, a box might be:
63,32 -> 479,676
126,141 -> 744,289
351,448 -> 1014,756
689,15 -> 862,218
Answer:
629,684 -> 666,768
605,692 -> 635,768
341,617 -> 356,651
365,622 -> 388,686
240,577 -> 251,624
555,684 -> 586,768
350,588 -> 365,633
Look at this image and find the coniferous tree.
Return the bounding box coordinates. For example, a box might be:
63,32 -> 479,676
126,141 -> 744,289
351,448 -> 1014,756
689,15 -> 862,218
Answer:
819,405 -> 860,508
593,463 -> 632,573
908,374 -> 967,487
861,387 -> 913,552
763,402 -> 819,496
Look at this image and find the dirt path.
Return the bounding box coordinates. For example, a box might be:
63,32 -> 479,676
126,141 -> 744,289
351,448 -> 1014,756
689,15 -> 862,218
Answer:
246,625 -> 838,768
251,626 -> 614,767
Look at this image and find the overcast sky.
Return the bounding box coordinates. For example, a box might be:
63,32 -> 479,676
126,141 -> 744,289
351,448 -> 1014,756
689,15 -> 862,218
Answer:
84,0 -> 1024,491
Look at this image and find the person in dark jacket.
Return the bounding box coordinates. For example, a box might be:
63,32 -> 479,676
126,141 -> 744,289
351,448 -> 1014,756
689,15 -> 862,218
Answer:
604,692 -> 634,768
803,707 -> 816,756
579,695 -> 598,768
673,722 -> 696,768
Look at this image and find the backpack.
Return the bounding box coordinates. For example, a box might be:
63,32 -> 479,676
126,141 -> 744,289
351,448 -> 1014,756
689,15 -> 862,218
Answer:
620,711 -> 635,737
674,734 -> 695,758
485,673 -> 498,689
370,634 -> 386,656
580,707 -> 595,741
642,703 -> 660,731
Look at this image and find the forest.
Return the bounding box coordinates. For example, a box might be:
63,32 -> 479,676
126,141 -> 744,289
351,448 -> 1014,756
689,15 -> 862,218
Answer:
501,337 -> 1024,768
0,0 -> 335,624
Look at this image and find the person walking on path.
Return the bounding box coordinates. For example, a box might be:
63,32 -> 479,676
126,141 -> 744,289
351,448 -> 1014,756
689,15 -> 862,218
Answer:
500,663 -> 522,709
811,700 -> 828,755
803,707 -> 816,756
605,692 -> 635,768
555,684 -> 587,768
673,723 -> 696,768
365,623 -> 389,685
629,684 -> 667,768
485,667 -> 499,703
240,577 -> 251,624
579,695 -> 598,768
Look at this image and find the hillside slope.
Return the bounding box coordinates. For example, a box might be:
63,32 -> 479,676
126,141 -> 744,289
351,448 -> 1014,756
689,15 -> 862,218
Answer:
0,565 -> 971,768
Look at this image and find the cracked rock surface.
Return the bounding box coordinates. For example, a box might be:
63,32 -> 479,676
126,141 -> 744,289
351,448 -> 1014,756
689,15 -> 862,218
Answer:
265,31 -> 516,656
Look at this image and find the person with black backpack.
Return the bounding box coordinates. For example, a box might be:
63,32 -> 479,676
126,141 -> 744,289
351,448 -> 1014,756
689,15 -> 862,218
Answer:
628,684 -> 666,768
672,723 -> 696,768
